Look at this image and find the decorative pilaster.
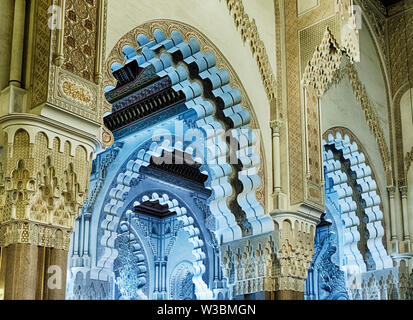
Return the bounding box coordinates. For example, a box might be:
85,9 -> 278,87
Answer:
270,120 -> 282,192
83,213 -> 91,267
72,218 -> 80,261
284,0 -> 360,208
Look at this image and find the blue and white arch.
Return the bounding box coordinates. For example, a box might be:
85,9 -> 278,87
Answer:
68,28 -> 274,300
323,131 -> 392,273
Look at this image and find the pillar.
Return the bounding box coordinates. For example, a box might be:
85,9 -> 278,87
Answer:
161,261 -> 167,296
35,247 -> 47,300
0,0 -> 102,301
83,213 -> 91,267
73,218 -> 80,260
0,247 -> 6,299
95,0 -> 105,83
400,186 -> 411,253
0,0 -> 13,90
154,262 -> 160,297
4,244 -> 39,300
54,0 -> 66,67
388,186 -> 399,253
9,0 -> 26,87
271,120 -> 286,209
79,214 -> 85,258
0,119 -> 95,300
43,248 -> 69,300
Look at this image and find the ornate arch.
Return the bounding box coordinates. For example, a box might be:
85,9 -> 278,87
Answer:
324,127 -> 385,199
94,134 -> 272,290
103,19 -> 268,210
322,129 -> 392,273
95,138 -> 237,280
92,25 -> 278,299
127,192 -> 211,300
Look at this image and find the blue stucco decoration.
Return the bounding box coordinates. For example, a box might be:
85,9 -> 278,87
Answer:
66,28 -> 276,301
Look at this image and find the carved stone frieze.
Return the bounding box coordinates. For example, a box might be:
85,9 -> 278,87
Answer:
221,235 -> 277,296
302,28 -> 342,97
0,220 -> 71,251
0,122 -> 94,249
274,218 -> 316,292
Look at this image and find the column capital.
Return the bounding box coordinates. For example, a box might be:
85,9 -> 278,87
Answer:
83,212 -> 92,220
387,186 -> 396,195
270,120 -> 282,134
399,186 -> 408,197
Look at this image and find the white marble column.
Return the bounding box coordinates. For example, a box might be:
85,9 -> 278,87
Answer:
84,214 -> 91,256
73,218 -> 80,259
400,186 -> 411,252
270,120 -> 282,193
387,186 -> 399,252
270,120 -> 285,210
388,187 -> 398,239
54,0 -> 66,67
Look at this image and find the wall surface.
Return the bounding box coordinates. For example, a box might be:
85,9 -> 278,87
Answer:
353,23 -> 390,148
